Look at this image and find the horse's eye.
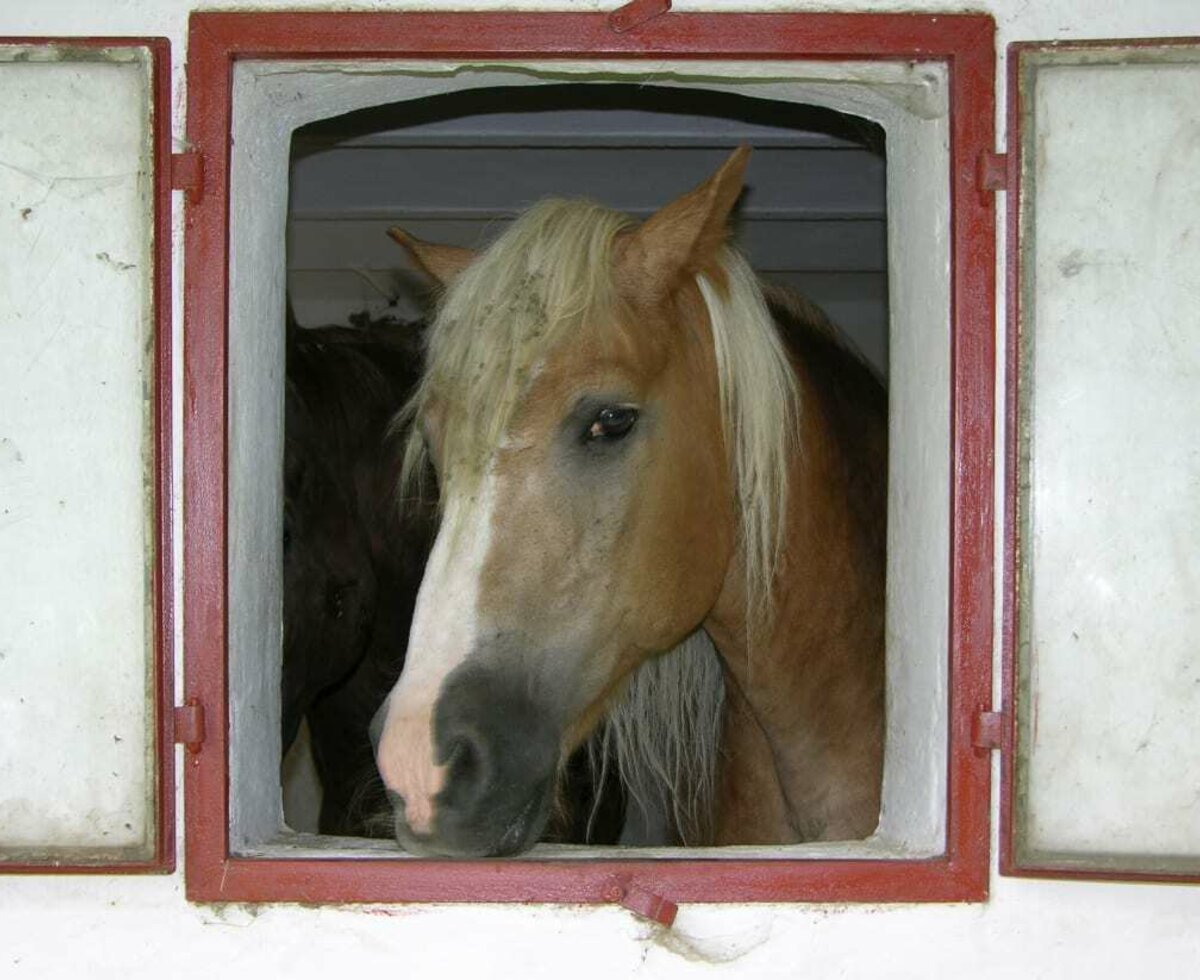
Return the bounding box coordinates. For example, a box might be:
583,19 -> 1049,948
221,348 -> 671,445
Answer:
584,405 -> 639,443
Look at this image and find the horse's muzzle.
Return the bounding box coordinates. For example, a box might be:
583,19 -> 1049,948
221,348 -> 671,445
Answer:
371,662 -> 562,857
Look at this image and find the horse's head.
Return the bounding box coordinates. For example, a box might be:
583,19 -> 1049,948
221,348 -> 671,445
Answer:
373,147 -> 798,856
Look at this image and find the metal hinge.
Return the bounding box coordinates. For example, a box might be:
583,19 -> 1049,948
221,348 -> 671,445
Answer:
603,876 -> 678,927
608,0 -> 672,34
977,150 -> 1008,192
972,709 -> 1004,751
171,150 -> 204,204
173,698 -> 207,754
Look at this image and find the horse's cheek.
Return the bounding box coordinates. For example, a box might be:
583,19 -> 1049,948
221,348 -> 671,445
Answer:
651,340 -> 734,606
618,463 -> 727,649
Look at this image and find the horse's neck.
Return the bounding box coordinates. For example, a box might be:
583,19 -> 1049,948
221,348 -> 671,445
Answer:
705,358 -> 886,844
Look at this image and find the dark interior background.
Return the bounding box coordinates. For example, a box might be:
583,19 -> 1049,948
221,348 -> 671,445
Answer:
287,84 -> 889,374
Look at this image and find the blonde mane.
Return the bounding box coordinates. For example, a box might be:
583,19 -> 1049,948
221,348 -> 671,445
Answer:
699,250 -> 801,633
399,198 -> 799,633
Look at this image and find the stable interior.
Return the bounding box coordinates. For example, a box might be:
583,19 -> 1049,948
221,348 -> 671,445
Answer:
227,58 -> 950,860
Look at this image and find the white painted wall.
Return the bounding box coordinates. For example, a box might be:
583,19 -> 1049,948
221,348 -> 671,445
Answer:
2,1 -> 1199,977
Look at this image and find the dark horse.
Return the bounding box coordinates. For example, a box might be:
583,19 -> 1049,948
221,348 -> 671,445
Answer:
283,317 -> 431,835
283,316 -> 626,842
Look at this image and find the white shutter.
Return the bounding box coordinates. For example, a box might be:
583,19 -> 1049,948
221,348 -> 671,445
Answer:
0,41 -> 170,869
1007,40 -> 1200,878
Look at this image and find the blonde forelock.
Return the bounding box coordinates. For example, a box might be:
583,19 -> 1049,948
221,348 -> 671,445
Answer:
399,199 -> 635,505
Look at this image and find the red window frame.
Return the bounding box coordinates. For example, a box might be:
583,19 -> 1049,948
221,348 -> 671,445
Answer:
1,35 -> 175,876
182,10 -> 996,904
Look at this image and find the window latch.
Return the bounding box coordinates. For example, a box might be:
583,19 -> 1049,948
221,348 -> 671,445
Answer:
603,877 -> 678,927
609,0 -> 672,34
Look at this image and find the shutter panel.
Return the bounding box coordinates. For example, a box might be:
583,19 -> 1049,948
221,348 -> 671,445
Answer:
1003,39 -> 1200,881
0,38 -> 173,872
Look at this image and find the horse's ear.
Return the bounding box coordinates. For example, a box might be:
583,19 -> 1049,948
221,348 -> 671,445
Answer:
619,145 -> 750,296
388,227 -> 476,287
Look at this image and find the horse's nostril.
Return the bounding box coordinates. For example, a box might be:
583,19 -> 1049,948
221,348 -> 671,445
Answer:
440,730 -> 489,807
447,736 -> 478,779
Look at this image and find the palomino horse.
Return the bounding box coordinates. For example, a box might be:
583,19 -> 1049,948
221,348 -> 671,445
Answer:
373,146 -> 886,856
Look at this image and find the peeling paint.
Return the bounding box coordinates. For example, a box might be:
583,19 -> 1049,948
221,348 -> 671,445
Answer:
641,913 -> 774,964
0,437 -> 24,465
95,250 -> 137,271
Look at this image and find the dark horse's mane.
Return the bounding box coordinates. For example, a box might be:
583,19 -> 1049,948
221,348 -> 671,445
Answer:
285,319 -> 428,566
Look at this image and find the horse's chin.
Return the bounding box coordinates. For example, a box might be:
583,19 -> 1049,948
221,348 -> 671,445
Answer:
392,787 -> 551,858
489,791 -> 547,856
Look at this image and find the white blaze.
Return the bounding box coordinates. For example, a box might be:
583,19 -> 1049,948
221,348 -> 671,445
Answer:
375,472 -> 497,834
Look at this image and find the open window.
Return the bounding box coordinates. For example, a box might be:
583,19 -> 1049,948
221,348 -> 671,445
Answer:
183,10 -> 995,904
282,92 -> 895,845
279,82 -> 894,840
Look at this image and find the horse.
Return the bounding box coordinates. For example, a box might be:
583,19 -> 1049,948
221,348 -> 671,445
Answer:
371,145 -> 887,857
283,317 -> 432,836
283,316 -> 629,843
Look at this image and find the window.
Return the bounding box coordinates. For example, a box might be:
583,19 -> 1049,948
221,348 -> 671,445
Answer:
182,10 -> 996,904
280,84 -> 892,840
